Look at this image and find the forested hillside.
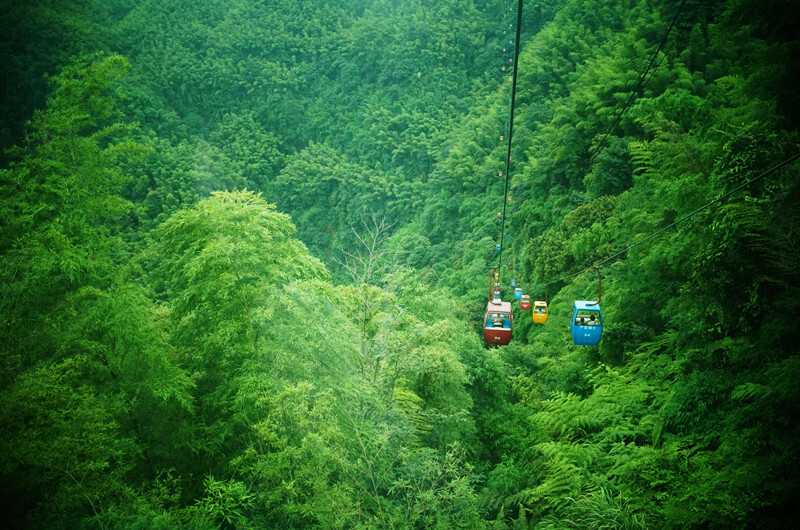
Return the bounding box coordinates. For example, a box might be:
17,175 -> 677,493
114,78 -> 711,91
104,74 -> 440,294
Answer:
1,0 -> 798,527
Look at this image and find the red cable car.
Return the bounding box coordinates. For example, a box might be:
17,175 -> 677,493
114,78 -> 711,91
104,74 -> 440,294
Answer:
520,294 -> 530,310
484,300 -> 513,345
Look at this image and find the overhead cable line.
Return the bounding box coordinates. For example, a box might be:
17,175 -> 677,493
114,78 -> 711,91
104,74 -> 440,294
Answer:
497,0 -> 524,272
527,0 -> 703,297
639,2 -> 703,92
541,151 -> 800,288
530,0 -> 696,252
589,0 -> 688,165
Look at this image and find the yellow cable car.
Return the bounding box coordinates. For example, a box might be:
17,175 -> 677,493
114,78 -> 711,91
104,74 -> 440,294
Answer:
532,301 -> 548,324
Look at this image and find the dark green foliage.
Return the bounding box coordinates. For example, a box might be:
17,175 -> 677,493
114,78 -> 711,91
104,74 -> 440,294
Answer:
2,0 -> 799,527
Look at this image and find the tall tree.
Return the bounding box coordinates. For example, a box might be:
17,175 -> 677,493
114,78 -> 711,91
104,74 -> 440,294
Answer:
0,54 -> 192,528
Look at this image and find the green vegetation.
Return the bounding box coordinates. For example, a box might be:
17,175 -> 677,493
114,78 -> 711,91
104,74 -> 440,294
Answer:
2,0 -> 798,527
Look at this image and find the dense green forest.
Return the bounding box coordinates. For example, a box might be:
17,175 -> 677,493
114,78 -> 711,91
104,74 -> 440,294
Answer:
1,0 -> 798,527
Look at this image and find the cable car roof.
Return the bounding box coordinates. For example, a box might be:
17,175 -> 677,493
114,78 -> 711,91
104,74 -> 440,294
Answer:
573,300 -> 600,310
487,301 -> 512,313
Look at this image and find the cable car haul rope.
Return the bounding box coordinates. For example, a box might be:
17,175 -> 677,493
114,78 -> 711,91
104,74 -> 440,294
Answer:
496,0 -> 523,273
484,0 -> 524,346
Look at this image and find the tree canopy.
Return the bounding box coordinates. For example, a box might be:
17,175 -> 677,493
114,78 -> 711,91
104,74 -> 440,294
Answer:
2,0 -> 799,527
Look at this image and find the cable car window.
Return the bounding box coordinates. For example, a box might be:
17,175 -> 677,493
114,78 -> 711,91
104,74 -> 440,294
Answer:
486,313 -> 510,328
574,309 -> 600,326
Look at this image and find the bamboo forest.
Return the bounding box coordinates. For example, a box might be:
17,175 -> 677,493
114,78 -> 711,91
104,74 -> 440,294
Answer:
2,0 -> 799,528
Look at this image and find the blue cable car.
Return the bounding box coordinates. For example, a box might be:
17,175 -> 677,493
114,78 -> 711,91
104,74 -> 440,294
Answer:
514,287 -> 522,300
570,301 -> 602,346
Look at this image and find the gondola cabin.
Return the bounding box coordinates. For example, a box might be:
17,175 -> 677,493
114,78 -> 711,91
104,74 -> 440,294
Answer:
570,301 -> 602,346
520,294 -> 530,310
484,301 -> 513,346
514,287 -> 523,300
532,301 -> 548,324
